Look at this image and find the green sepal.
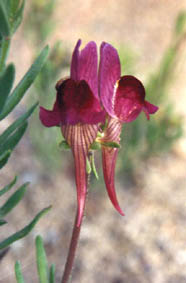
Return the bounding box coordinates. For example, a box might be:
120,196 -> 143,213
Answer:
36,235 -> 49,283
0,149 -> 11,169
49,264 -> 55,283
15,261 -> 25,283
101,141 -> 121,148
0,182 -> 29,218
0,1 -> 10,37
0,206 -> 51,250
0,63 -> 15,113
90,141 -> 101,150
86,157 -> 92,175
97,131 -> 104,138
58,140 -> 70,150
0,176 -> 17,197
0,46 -> 49,120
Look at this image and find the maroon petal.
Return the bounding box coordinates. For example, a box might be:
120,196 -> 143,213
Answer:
61,124 -> 99,227
56,79 -> 105,125
101,118 -> 124,216
99,42 -> 121,117
70,40 -> 98,99
39,106 -> 61,127
114,75 -> 158,122
144,101 -> 159,114
70,39 -> 81,81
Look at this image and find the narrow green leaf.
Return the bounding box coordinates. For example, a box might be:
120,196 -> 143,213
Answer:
0,2 -> 10,37
0,206 -> 51,250
0,102 -> 38,145
10,0 -> 20,16
49,264 -> 55,283
0,64 -> 15,113
0,247 -> 10,260
36,235 -> 49,283
0,176 -> 17,197
0,182 -> 28,218
15,261 -> 25,283
3,0 -> 11,14
11,0 -> 25,34
0,219 -> 7,226
0,46 -> 49,120
174,11 -> 186,36
0,37 -> 11,73
0,149 -> 11,169
0,121 -> 28,156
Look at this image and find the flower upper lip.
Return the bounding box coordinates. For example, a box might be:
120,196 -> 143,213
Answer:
99,42 -> 159,123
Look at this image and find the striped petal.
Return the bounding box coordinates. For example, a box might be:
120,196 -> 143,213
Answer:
99,42 -> 121,117
101,117 -> 124,216
70,39 -> 98,99
61,123 -> 98,226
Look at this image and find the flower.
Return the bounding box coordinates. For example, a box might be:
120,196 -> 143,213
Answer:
40,40 -> 105,226
40,40 -> 158,226
99,42 -> 158,214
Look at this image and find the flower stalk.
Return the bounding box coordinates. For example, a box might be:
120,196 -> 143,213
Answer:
61,187 -> 87,283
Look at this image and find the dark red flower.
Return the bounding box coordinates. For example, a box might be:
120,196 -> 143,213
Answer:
99,42 -> 158,215
40,40 -> 105,226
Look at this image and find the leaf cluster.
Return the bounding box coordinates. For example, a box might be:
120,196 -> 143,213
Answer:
15,235 -> 55,283
0,0 -> 50,267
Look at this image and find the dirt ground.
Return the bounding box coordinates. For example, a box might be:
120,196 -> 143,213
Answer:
0,0 -> 186,282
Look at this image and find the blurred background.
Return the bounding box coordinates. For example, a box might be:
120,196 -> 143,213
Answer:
0,0 -> 186,282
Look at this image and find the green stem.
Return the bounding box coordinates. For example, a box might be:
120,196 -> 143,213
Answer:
0,37 -> 11,73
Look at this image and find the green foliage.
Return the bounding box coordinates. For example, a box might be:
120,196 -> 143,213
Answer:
174,11 -> 186,36
0,182 -> 28,218
0,1 -> 10,37
0,63 -> 15,113
0,45 -> 49,120
0,149 -> 11,169
0,207 -> 51,250
0,176 -> 17,196
0,0 -> 50,256
15,261 -> 25,283
0,103 -> 38,145
15,235 -> 56,283
36,235 -> 49,283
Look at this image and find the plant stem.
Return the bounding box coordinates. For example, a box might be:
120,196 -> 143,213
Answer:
61,208 -> 82,283
0,37 -> 11,73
